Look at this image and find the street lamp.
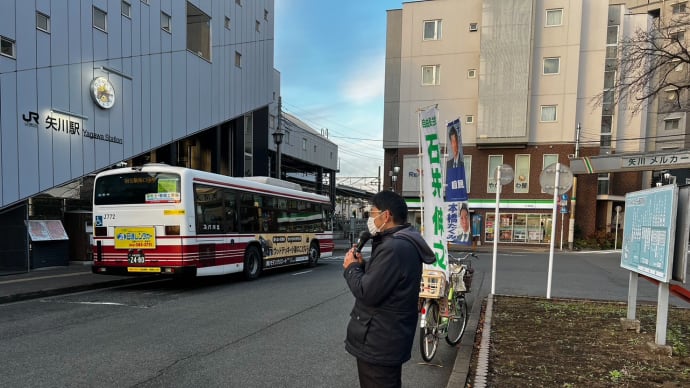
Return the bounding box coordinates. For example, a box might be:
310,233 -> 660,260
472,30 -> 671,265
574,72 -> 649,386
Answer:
389,165 -> 400,192
272,129 -> 284,179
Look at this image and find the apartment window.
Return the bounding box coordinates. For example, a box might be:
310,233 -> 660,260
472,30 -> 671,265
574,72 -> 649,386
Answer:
465,115 -> 474,124
161,12 -> 171,33
225,16 -> 231,29
256,20 -> 260,32
546,9 -> 563,26
543,57 -> 560,74
666,88 -> 678,102
607,26 -> 619,45
422,65 -> 440,85
601,115 -> 613,135
540,105 -> 557,122
302,138 -> 307,151
0,36 -> 15,58
673,2 -> 687,14
487,155 -> 503,193
469,23 -> 478,32
673,59 -> 684,71
235,51 -> 242,67
93,7 -> 107,32
671,30 -> 685,42
597,174 -> 610,195
468,69 -> 477,78
604,71 -> 615,89
313,145 -> 317,153
36,12 -> 50,33
423,20 -> 442,40
665,118 -> 681,130
186,2 -> 211,60
122,1 -> 131,18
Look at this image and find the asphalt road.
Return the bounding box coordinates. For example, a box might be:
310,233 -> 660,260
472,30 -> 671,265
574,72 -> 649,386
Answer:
2,247 -> 685,388
0,254 -> 458,388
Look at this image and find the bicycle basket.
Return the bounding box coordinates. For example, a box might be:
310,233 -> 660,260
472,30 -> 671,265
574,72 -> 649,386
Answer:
419,270 -> 445,298
450,266 -> 467,293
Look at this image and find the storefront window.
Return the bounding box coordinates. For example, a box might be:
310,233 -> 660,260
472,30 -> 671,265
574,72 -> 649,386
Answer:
485,212 -> 551,244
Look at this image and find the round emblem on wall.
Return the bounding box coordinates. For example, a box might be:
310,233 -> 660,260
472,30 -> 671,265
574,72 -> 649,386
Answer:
90,76 -> 115,109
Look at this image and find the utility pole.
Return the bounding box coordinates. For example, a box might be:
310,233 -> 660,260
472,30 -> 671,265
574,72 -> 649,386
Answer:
568,122 -> 581,250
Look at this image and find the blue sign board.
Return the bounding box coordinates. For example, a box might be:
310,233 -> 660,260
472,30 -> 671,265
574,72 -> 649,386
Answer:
621,184 -> 678,282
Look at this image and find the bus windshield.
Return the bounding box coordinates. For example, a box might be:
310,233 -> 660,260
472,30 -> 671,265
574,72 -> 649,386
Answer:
94,172 -> 181,205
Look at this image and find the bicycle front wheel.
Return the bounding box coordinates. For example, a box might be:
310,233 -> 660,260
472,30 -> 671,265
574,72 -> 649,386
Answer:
419,300 -> 440,362
446,296 -> 468,346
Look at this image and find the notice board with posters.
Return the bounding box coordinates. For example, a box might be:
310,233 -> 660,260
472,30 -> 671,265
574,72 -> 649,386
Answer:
621,185 -> 677,283
25,220 -> 69,268
26,220 -> 69,241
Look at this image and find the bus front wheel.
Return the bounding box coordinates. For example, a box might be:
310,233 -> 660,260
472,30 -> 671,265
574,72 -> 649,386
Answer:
243,246 -> 262,280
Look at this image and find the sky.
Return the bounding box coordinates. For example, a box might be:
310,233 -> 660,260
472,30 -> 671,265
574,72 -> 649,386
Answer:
274,0 -> 403,184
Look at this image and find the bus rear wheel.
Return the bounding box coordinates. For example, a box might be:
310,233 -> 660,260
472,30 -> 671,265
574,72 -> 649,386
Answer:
243,246 -> 262,280
307,242 -> 320,267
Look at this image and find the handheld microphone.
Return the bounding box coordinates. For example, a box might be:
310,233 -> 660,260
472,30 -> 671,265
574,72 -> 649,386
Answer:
355,231 -> 371,253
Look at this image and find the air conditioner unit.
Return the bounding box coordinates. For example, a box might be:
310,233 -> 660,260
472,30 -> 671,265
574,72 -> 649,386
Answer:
567,154 -> 575,159
469,23 -> 478,32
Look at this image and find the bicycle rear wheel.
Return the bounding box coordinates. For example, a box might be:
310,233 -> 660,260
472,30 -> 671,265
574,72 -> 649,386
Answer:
446,296 -> 468,346
419,300 -> 440,362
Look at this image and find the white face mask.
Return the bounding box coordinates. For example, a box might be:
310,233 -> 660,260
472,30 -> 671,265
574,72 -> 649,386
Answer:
367,216 -> 379,235
367,211 -> 384,235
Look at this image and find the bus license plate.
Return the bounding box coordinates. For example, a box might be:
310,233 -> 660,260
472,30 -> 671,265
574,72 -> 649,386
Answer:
128,253 -> 145,264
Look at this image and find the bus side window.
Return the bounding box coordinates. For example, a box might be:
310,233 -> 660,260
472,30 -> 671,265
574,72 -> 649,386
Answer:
224,191 -> 237,233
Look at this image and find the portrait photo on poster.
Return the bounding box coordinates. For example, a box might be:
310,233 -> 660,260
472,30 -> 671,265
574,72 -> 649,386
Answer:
447,201 -> 472,246
446,118 -> 468,202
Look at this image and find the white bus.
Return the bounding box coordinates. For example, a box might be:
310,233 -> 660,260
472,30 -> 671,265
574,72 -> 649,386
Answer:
92,164 -> 334,279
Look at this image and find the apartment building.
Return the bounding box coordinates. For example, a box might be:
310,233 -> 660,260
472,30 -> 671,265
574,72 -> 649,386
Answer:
383,0 -> 638,245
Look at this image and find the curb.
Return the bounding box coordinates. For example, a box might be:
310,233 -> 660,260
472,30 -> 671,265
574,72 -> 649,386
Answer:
0,276 -> 156,305
445,269 -> 489,388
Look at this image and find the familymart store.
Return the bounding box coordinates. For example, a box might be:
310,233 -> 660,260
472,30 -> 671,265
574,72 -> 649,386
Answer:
405,198 -> 557,245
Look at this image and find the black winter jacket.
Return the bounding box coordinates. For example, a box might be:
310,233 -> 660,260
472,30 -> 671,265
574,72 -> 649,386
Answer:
343,224 -> 436,366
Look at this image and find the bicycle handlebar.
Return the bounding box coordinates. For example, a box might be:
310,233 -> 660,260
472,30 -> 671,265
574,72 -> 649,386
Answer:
447,252 -> 478,264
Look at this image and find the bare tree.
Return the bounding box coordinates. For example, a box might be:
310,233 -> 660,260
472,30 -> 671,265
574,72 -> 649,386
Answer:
601,15 -> 690,114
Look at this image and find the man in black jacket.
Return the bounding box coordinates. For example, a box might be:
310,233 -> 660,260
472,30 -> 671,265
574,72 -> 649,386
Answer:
343,191 -> 436,388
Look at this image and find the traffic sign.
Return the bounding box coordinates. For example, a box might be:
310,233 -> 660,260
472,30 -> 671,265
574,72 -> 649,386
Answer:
539,163 -> 574,195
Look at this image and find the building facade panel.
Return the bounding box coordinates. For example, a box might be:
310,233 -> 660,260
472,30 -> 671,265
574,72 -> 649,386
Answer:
478,0 -> 533,143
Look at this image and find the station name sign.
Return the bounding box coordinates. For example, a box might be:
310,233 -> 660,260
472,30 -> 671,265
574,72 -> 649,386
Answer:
21,110 -> 123,144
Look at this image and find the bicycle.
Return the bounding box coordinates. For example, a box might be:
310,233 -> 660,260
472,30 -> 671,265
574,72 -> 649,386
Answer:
418,251 -> 477,362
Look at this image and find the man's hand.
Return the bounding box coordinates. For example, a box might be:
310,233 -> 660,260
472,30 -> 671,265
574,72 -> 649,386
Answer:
343,245 -> 363,269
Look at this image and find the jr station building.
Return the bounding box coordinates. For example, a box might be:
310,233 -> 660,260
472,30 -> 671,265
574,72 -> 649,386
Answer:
0,0 -> 339,273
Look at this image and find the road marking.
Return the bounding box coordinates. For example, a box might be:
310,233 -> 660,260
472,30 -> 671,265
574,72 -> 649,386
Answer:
292,270 -> 312,276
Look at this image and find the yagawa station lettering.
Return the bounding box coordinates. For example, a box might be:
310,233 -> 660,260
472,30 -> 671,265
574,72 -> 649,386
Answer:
22,110 -> 123,145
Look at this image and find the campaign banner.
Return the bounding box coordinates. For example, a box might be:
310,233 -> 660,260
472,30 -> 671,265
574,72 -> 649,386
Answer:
419,106 -> 448,279
445,118 -> 468,202
447,201 -> 471,245
445,118 -> 471,246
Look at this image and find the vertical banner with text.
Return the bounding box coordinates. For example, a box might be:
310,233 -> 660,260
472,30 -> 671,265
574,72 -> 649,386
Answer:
445,118 -> 471,246
420,106 -> 448,279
